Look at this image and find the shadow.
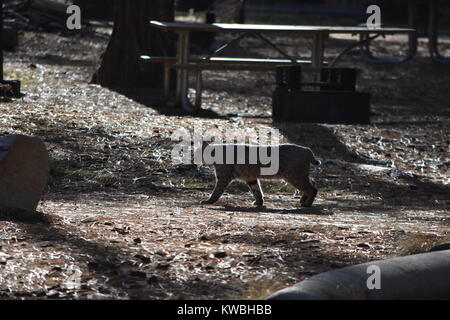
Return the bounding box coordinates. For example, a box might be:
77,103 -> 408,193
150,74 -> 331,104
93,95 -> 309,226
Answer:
372,120 -> 450,126
353,58 -> 450,122
0,209 -> 53,224
21,54 -> 97,68
105,85 -> 229,119
28,116 -> 186,201
187,219 -> 377,274
0,200 -> 360,299
0,93 -> 26,102
271,121 -> 450,216
209,204 -> 334,216
273,122 -> 383,165
345,172 -> 450,212
6,209 -> 243,299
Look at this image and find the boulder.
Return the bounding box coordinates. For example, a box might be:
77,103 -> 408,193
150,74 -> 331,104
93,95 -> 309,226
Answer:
0,135 -> 49,212
267,250 -> 450,300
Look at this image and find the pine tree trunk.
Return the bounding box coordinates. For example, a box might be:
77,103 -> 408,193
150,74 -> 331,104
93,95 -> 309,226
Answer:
92,0 -> 174,88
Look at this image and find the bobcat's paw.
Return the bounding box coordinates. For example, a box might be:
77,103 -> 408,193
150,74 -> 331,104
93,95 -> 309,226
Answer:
201,199 -> 216,205
253,201 -> 265,207
300,202 -> 312,207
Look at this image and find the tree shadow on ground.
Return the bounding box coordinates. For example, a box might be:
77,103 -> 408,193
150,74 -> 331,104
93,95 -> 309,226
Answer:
0,209 -> 52,224
105,86 -> 229,119
2,210 -> 244,299
332,172 -> 450,213
1,204 -> 368,299
4,206 -> 375,299
30,116 -> 185,201
273,122 -> 384,164
272,121 -> 450,214
208,204 -> 334,216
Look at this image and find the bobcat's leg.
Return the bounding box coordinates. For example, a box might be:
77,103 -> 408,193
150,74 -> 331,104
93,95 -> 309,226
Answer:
201,173 -> 232,205
300,194 -> 308,204
247,179 -> 264,207
287,176 -> 317,207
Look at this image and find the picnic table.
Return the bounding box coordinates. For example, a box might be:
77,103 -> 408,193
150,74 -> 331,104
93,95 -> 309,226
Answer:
394,0 -> 450,64
147,21 -> 415,111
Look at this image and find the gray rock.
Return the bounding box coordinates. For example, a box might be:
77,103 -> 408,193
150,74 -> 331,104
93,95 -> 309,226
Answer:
0,135 -> 49,212
267,250 -> 450,300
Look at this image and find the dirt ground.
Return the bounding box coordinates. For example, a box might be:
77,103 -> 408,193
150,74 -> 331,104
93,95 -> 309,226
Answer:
0,20 -> 449,299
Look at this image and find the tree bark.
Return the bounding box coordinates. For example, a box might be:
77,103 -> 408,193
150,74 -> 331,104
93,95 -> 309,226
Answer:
74,0 -> 116,21
92,0 -> 174,88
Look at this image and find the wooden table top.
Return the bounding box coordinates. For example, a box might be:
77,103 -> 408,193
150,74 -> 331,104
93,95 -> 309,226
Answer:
150,21 -> 416,34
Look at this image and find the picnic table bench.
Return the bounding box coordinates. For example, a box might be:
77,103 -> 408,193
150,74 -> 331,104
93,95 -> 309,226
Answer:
145,21 -> 415,111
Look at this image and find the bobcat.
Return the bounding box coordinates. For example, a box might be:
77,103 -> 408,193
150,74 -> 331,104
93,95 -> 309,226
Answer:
196,143 -> 321,207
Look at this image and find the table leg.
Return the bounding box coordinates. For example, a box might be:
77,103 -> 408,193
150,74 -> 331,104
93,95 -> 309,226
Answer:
407,3 -> 418,58
176,31 -> 195,111
330,34 -> 380,67
428,2 -> 450,63
359,4 -> 417,64
195,71 -> 203,110
311,33 -> 326,82
163,63 -> 170,98
311,33 -> 326,69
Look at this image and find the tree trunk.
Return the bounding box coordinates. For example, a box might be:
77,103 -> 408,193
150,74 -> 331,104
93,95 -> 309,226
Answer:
74,0 -> 116,21
92,0 -> 174,88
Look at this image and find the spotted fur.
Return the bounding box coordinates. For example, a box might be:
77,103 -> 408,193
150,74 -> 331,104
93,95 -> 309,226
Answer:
198,144 -> 320,207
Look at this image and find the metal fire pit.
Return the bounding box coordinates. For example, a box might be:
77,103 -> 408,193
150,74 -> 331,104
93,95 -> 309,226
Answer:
272,66 -> 371,124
